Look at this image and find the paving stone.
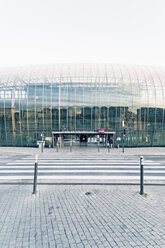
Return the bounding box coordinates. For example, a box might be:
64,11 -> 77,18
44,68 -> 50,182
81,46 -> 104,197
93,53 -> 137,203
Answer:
0,181 -> 165,247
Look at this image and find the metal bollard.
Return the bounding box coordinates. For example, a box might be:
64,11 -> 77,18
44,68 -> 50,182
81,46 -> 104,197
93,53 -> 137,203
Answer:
140,156 -> 144,195
32,155 -> 39,194
41,142 -> 43,153
107,143 -> 110,153
70,140 -> 72,152
122,137 -> 124,153
98,142 -> 100,152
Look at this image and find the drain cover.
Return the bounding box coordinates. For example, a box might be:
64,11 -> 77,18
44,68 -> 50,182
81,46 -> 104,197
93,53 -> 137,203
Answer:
85,192 -> 92,196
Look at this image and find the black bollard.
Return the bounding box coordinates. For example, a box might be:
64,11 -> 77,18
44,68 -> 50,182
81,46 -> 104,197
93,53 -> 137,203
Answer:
98,141 -> 100,152
122,135 -> 125,153
70,140 -> 72,152
140,156 -> 144,195
41,142 -> 43,153
32,155 -> 39,194
107,143 -> 110,153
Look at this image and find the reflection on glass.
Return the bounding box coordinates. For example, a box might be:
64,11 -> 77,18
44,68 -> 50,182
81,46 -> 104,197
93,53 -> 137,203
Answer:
0,66 -> 165,147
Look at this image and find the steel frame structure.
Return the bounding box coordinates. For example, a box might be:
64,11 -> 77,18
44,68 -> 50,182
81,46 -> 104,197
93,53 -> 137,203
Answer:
0,64 -> 165,147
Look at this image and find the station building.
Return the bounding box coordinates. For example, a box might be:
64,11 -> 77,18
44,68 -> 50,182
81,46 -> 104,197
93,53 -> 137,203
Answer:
0,64 -> 165,147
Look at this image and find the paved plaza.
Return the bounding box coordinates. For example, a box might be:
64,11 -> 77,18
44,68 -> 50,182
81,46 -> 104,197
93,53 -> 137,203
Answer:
0,184 -> 165,248
0,147 -> 165,247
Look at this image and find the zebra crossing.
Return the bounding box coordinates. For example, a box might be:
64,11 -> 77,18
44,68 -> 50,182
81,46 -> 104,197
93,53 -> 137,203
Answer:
0,153 -> 165,183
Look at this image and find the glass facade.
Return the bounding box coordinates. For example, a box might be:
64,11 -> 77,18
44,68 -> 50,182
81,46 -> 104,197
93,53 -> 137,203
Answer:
0,64 -> 165,147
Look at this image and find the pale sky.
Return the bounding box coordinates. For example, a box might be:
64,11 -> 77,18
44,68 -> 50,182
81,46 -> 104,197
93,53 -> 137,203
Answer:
0,0 -> 165,68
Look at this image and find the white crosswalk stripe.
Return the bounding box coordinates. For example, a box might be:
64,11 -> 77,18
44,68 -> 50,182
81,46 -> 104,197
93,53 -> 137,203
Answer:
0,154 -> 164,183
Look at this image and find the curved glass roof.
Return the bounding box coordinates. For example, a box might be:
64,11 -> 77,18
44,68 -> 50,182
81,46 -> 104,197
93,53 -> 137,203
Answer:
0,64 -> 165,89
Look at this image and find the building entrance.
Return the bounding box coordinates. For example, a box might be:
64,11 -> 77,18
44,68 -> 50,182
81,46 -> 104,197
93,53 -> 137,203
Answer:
52,131 -> 115,148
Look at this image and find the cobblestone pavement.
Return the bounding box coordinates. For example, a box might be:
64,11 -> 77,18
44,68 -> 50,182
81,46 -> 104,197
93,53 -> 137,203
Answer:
0,185 -> 165,248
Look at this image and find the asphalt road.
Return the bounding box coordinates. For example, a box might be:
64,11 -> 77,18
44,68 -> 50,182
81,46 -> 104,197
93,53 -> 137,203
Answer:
0,152 -> 165,184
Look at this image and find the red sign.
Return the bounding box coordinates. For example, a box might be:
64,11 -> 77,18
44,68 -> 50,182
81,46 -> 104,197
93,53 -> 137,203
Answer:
98,129 -> 104,133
